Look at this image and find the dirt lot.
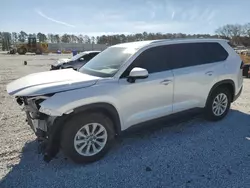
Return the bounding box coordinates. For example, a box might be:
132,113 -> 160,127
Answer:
0,53 -> 250,188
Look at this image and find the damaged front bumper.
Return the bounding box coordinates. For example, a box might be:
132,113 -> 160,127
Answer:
17,96 -> 60,162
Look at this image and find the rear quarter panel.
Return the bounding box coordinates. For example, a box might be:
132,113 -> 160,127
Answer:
219,41 -> 243,94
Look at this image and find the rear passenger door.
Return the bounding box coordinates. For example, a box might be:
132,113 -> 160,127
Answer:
167,42 -> 229,113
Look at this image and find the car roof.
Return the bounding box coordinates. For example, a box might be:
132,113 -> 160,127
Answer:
111,38 -> 229,49
82,50 -> 101,54
77,51 -> 100,55
111,40 -> 158,49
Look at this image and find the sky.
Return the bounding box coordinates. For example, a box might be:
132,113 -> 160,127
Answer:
1,0 -> 250,36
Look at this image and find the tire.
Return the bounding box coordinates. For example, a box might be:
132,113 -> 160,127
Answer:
204,87 -> 232,121
17,48 -> 27,55
36,49 -> 42,55
9,49 -> 16,54
61,112 -> 115,164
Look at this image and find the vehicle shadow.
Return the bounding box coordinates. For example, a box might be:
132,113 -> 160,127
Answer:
1,109 -> 250,188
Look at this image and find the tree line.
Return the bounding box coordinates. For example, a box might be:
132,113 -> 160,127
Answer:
1,23 -> 250,51
215,23 -> 250,46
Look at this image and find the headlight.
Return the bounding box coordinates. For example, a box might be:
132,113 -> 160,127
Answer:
39,106 -> 62,116
39,107 -> 53,115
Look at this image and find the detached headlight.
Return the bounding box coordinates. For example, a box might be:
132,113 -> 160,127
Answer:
39,107 -> 54,115
39,107 -> 62,116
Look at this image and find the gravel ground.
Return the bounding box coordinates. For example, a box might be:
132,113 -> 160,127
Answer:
0,53 -> 250,188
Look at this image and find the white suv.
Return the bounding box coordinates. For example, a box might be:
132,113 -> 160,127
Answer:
7,39 -> 243,163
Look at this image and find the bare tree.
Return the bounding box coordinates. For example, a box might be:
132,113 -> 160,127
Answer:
61,34 -> 70,43
37,32 -> 47,42
54,34 -> 60,43
2,32 -> 11,50
243,23 -> 250,37
11,32 -> 18,44
47,33 -> 55,43
215,25 -> 231,38
18,31 -> 28,42
83,35 -> 91,44
91,36 -> 95,44
78,34 -> 84,43
215,24 -> 244,44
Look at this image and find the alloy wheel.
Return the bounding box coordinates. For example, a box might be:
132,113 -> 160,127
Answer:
212,93 -> 228,116
74,123 -> 108,156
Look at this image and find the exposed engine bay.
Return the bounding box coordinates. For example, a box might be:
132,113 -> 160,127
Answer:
15,95 -> 59,162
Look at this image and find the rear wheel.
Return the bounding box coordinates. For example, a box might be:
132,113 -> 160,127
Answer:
204,87 -> 231,121
9,49 -> 16,54
61,112 -> 115,163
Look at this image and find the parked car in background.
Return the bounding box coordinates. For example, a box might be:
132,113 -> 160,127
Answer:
50,51 -> 100,70
242,63 -> 250,78
6,39 -> 243,164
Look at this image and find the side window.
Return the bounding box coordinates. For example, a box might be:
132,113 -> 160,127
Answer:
167,43 -> 199,69
120,46 -> 170,78
88,53 -> 99,60
201,42 -> 228,63
83,54 -> 93,61
168,42 -> 229,70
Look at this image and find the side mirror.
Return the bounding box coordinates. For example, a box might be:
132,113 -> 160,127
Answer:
79,57 -> 84,61
127,67 -> 148,83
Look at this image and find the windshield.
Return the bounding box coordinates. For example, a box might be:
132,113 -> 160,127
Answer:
79,47 -> 137,77
70,52 -> 87,61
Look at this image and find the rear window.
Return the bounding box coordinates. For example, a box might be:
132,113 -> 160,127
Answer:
200,42 -> 229,64
167,42 -> 229,69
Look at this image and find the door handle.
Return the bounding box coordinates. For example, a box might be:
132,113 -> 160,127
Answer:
160,79 -> 172,85
205,71 -> 214,76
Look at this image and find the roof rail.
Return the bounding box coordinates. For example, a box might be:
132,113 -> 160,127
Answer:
151,37 -> 226,44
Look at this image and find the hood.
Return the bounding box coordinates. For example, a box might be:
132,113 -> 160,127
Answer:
7,69 -> 100,96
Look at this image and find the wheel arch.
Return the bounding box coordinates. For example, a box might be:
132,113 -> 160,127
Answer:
206,79 -> 235,104
73,102 -> 122,135
44,102 -> 122,161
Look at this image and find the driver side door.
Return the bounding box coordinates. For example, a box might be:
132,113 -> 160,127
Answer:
116,45 -> 174,130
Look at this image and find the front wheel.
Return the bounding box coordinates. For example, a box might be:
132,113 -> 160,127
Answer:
17,48 -> 27,55
204,87 -> 231,121
61,113 -> 115,163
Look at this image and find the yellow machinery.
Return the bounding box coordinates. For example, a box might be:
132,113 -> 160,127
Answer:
16,37 -> 48,55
